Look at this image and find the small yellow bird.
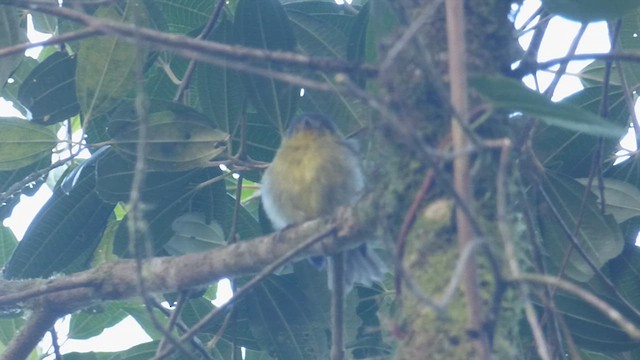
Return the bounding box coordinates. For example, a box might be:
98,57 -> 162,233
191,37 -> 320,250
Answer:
261,113 -> 385,290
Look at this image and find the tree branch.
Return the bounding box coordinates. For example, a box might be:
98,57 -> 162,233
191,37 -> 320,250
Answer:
0,206 -> 367,359
0,0 -> 377,78
445,0 -> 490,357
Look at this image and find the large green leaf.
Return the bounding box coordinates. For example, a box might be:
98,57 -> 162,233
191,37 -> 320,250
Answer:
471,75 -> 626,138
155,0 -> 215,34
0,6 -> 24,90
196,15 -> 246,135
579,7 -> 640,90
365,0 -> 398,63
69,302 -> 129,339
95,150 -> 204,203
76,3 -> 149,119
1,57 -> 38,117
178,297 -> 260,350
542,0 -> 640,22
239,112 -> 281,166
287,4 -> 369,132
0,155 -> 51,221
540,289 -> 640,352
112,167 -> 228,257
0,226 -> 16,265
235,0 -> 299,134
538,173 -> 624,282
18,51 -> 79,124
350,285 -> 392,358
30,12 -> 58,34
245,274 -> 329,360
533,85 -> 628,177
287,9 -> 347,58
0,118 -> 56,171
609,244 -> 640,311
63,341 -> 179,360
163,212 -> 226,255
108,103 -> 228,172
3,156 -> 115,279
576,178 -> 640,224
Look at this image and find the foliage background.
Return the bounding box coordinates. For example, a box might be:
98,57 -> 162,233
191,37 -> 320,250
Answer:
0,0 -> 640,359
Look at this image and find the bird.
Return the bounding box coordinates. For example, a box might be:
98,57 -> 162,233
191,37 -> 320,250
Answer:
260,112 -> 386,291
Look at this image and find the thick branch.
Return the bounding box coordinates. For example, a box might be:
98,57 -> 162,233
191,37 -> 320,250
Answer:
0,206 -> 366,358
1,209 -> 363,309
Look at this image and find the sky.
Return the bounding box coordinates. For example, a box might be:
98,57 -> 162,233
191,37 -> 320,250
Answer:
0,0 -> 635,358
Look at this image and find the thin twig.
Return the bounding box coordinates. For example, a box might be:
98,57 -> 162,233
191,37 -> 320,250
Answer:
379,0 -> 444,73
156,292 -> 188,356
330,253 -> 345,360
544,23 -> 588,97
173,0 -> 227,102
0,27 -> 98,59
0,148 -> 85,206
394,170 -> 434,297
49,326 -> 62,360
536,51 -> 640,72
495,141 -> 551,360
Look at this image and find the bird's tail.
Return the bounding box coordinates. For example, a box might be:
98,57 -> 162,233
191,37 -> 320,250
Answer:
328,244 -> 387,291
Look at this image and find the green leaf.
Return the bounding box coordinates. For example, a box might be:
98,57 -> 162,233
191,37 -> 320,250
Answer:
121,303 -> 168,341
0,226 -> 17,265
286,6 -> 369,131
542,0 -> 640,22
470,75 -> 626,138
75,4 -> 148,118
533,86 -> 628,177
609,244 -> 640,311
245,275 -> 329,360
69,303 -> 129,339
62,341 -> 167,360
196,15 -> 246,134
576,178 -> 640,224
179,297 -> 260,350
538,173 -> 625,282
0,118 -> 56,171
235,0 -> 299,134
579,6 -> 640,89
18,51 -> 80,124
95,150 -> 205,203
3,157 -> 115,279
365,0 -> 398,63
541,289 -> 640,352
350,285 -> 392,358
31,12 -> 58,34
239,112 -> 281,168
109,105 -> 228,172
112,167 -> 227,257
155,0 -> 215,34
0,6 -> 25,90
145,51 -> 189,102
1,57 -> 38,117
347,2 -> 369,87
287,9 -> 347,58
0,316 -> 24,350
0,155 -> 51,221
164,212 -> 226,255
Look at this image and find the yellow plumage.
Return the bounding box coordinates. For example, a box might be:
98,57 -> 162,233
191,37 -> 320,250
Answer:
261,130 -> 363,229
